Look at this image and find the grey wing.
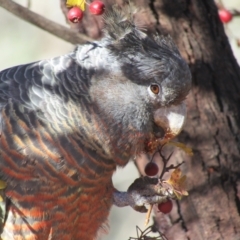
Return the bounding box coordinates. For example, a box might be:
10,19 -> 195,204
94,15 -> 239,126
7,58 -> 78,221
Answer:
0,51 -> 92,123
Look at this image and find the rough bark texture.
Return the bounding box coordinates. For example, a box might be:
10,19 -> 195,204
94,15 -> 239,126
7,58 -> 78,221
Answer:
61,0 -> 240,239
150,1 -> 240,240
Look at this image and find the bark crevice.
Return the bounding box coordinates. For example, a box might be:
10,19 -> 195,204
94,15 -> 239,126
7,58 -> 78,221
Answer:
148,0 -> 160,33
176,200 -> 188,232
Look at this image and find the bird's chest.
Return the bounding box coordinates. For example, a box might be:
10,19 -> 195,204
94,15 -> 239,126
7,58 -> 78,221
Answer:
0,104 -> 117,239
52,176 -> 114,239
2,175 -> 114,240
71,178 -> 114,239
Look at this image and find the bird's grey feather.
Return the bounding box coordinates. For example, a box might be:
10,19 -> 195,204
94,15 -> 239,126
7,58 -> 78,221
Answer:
0,5 -> 191,239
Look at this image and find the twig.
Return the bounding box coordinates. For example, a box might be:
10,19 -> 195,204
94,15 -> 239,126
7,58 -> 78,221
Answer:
0,0 -> 93,45
158,146 -> 174,179
158,145 -> 184,179
26,0 -> 31,9
129,225 -> 168,240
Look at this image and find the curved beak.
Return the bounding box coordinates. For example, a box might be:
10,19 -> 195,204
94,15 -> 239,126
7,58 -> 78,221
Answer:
153,102 -> 187,142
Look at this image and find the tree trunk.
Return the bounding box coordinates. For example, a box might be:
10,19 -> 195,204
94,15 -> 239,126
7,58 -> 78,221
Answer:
61,0 -> 240,239
152,1 -> 240,239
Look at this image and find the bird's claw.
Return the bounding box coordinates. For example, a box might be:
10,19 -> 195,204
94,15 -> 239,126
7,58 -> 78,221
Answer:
113,176 -> 174,212
126,176 -> 169,213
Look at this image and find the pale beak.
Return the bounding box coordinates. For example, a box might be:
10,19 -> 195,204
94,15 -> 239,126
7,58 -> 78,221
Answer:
153,102 -> 187,142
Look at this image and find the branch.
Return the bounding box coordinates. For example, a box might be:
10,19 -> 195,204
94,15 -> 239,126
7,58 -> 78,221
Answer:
0,0 -> 93,45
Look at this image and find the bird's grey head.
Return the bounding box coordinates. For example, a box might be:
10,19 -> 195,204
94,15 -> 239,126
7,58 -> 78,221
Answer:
81,5 -> 191,156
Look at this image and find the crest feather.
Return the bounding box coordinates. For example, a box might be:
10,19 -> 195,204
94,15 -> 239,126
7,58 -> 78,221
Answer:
154,34 -> 180,55
101,4 -> 180,64
103,4 -> 140,41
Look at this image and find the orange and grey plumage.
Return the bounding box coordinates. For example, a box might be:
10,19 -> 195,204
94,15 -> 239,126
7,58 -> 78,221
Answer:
0,5 -> 191,240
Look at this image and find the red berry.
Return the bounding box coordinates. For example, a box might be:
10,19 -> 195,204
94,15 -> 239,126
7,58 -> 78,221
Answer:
157,199 -> 173,214
144,162 -> 159,176
218,9 -> 232,23
68,7 -> 83,23
89,1 -> 105,15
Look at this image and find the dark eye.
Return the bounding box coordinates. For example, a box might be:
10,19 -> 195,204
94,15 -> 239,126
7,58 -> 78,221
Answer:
150,84 -> 160,94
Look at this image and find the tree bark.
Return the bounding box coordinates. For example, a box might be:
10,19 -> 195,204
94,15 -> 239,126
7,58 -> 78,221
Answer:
155,1 -> 240,239
65,0 -> 240,239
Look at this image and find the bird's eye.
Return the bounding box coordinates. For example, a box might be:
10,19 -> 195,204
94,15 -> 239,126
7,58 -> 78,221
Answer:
150,84 -> 160,94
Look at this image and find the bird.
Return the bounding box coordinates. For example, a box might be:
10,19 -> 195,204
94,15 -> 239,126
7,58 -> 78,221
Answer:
0,5 -> 191,240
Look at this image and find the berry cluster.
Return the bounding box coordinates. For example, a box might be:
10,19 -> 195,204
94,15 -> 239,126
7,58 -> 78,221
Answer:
67,1 -> 105,23
144,162 -> 159,177
217,6 -> 240,47
144,161 -> 173,214
157,199 -> 173,214
218,8 -> 232,23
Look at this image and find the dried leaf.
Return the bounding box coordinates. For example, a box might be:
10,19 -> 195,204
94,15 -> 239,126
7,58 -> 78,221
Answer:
165,168 -> 188,199
167,141 -> 193,156
0,180 -> 6,190
66,0 -> 85,11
